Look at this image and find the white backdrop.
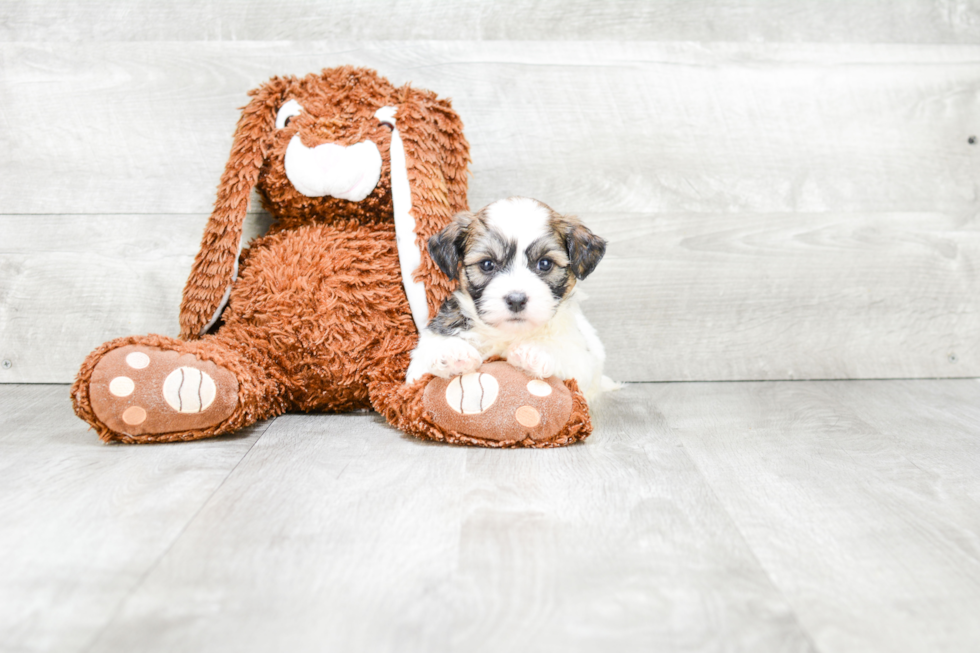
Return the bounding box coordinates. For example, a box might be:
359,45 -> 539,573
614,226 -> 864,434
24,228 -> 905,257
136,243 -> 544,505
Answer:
1,1 -> 979,382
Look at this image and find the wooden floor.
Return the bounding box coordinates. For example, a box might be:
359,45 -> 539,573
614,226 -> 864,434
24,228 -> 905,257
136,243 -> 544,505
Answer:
2,381 -> 979,652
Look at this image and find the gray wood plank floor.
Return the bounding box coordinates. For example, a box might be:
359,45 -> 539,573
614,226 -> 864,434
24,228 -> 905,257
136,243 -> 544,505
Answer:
3,381 -> 979,652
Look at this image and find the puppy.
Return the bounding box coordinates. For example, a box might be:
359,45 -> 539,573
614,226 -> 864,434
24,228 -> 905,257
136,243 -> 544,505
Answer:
406,197 -> 614,402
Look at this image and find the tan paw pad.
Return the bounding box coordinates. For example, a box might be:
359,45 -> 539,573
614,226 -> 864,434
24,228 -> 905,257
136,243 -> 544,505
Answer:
515,405 -> 541,427
122,406 -> 147,426
526,380 -> 552,397
444,372 -> 499,415
125,351 -> 150,369
109,376 -> 135,397
163,367 -> 217,413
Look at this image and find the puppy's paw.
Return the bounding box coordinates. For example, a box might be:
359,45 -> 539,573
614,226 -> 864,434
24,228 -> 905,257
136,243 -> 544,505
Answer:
407,336 -> 483,383
507,344 -> 555,379
430,339 -> 483,378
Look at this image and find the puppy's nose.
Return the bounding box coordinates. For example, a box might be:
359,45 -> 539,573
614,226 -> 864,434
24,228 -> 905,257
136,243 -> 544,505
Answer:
504,292 -> 528,313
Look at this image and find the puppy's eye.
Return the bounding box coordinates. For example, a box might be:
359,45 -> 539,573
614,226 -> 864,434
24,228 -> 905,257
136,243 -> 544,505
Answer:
536,259 -> 554,273
276,99 -> 303,130
479,260 -> 496,273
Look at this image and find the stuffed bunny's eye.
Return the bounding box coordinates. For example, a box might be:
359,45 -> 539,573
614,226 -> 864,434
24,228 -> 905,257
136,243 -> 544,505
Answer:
276,100 -> 303,129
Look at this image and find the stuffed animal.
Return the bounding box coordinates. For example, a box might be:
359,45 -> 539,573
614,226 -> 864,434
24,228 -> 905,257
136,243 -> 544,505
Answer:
71,67 -> 592,447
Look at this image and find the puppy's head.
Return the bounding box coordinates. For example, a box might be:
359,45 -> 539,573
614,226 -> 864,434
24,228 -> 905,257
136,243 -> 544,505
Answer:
428,197 -> 606,331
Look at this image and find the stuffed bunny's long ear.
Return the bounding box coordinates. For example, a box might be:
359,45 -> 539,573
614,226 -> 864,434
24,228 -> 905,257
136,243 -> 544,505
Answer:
381,89 -> 470,330
179,83 -> 282,339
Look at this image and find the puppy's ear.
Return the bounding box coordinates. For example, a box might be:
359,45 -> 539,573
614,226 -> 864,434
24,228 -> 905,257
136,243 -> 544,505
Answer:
428,211 -> 473,280
565,221 -> 607,280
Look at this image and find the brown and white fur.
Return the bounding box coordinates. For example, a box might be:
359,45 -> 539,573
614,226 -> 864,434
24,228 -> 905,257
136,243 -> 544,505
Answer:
406,197 -> 614,401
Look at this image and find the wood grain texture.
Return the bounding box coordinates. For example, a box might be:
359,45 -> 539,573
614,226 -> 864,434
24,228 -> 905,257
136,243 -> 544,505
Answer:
80,389 -> 813,653
0,214 -> 272,383
8,381 -> 980,651
821,379 -> 980,485
583,210 -> 980,381
3,209 -> 979,383
0,384 -> 271,653
1,42 -> 978,215
651,379 -> 980,653
3,41 -> 980,382
3,0 -> 979,43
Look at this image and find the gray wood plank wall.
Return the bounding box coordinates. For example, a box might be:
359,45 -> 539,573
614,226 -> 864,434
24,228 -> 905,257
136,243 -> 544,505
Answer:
1,3 -> 979,383
4,0 -> 979,42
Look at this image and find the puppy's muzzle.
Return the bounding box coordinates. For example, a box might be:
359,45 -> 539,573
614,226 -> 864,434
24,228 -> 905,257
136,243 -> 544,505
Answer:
284,136 -> 382,201
504,292 -> 528,313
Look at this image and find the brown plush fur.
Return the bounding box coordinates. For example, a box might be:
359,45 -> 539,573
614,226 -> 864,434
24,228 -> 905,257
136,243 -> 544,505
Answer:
71,67 -> 593,448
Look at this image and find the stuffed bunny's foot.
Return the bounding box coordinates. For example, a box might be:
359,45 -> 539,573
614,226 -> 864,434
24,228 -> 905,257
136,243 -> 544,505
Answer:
421,361 -> 589,447
88,344 -> 239,437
